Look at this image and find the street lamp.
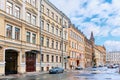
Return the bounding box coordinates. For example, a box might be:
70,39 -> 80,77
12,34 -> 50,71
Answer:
39,0 -> 42,72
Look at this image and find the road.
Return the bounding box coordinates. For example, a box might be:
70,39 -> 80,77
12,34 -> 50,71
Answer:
1,67 -> 120,80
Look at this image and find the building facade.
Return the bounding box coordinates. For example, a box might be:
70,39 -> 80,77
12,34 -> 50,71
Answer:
68,24 -> 85,69
0,0 -> 70,75
106,51 -> 120,65
84,37 -> 92,68
94,45 -> 106,66
40,0 -> 70,71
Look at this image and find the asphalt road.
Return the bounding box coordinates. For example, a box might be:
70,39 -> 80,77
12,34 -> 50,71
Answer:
1,67 -> 120,80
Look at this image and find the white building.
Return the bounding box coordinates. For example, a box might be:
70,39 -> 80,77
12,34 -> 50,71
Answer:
106,51 -> 120,65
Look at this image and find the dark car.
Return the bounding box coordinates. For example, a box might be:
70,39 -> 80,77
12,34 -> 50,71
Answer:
75,66 -> 83,70
49,67 -> 64,74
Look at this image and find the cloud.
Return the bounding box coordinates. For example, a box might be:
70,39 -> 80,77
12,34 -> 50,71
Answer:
111,27 -> 120,37
104,40 -> 120,51
49,0 -> 120,51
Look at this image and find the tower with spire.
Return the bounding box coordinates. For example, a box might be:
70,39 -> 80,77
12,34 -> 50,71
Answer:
90,31 -> 95,43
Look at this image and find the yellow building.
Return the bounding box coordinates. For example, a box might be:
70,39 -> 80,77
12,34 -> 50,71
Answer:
40,0 -> 70,71
84,37 -> 92,68
68,24 -> 85,69
0,0 -> 70,75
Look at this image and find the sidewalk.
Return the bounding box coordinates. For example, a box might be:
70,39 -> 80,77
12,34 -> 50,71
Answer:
0,71 -> 48,79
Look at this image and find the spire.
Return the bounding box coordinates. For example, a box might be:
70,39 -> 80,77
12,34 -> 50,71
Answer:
90,31 -> 95,42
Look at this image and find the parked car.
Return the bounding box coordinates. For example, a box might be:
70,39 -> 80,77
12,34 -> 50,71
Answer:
107,65 -> 113,68
49,67 -> 64,74
75,66 -> 83,70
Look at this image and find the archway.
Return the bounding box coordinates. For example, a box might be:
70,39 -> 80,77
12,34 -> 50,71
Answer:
5,49 -> 18,75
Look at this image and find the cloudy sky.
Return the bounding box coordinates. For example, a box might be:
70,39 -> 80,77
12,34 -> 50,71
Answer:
49,0 -> 120,52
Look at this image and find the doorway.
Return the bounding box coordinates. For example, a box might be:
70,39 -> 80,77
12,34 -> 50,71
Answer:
26,52 -> 36,72
5,49 -> 18,75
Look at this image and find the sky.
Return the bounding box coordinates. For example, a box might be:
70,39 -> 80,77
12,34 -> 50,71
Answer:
49,0 -> 120,52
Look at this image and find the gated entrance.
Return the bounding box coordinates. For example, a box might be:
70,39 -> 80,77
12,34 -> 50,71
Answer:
5,49 -> 18,75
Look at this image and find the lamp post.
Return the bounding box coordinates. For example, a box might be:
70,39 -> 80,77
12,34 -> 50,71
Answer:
61,15 -> 64,68
39,0 -> 42,72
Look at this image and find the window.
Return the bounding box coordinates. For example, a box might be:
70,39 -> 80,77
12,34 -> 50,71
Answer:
60,57 -> 61,62
51,12 -> 54,19
41,5 -> 44,13
56,15 -> 58,22
27,0 -> 31,3
46,38 -> 49,47
32,33 -> 36,44
47,55 -> 49,62
64,44 -> 66,52
6,2 -> 13,15
41,20 -> 44,29
64,31 -> 67,39
51,55 -> 54,62
56,41 -> 58,49
59,18 -> 62,24
64,21 -> 67,27
33,0 -> 36,7
60,31 -> 62,37
46,8 -> 49,16
41,36 -> 44,46
60,42 -> 62,50
52,40 -> 54,48
52,26 -> 54,34
46,23 -> 49,32
26,12 -> 31,23
32,15 -> 36,25
15,6 -> 20,18
26,31 -> 31,43
56,56 -> 58,62
15,27 -> 20,40
41,54 -> 44,62
6,24 -> 12,38
56,28 -> 58,35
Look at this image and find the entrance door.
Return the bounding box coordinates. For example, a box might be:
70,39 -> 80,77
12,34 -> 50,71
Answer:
76,60 -> 80,66
26,52 -> 36,72
5,50 -> 18,75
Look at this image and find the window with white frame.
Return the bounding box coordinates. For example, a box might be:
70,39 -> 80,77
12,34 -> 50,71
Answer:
46,38 -> 49,47
56,41 -> 58,49
56,15 -> 58,22
46,8 -> 49,16
41,5 -> 44,13
6,24 -> 21,40
6,24 -> 12,38
32,0 -> 36,7
32,33 -> 36,44
15,27 -> 20,40
26,31 -> 31,43
26,12 -> 31,23
56,28 -> 58,35
6,1 -> 13,15
46,23 -> 49,32
56,56 -> 58,62
52,26 -> 54,34
41,20 -> 44,29
27,0 -> 31,3
51,12 -> 54,19
32,15 -> 36,25
15,6 -> 20,18
52,40 -> 54,48
41,35 -> 44,46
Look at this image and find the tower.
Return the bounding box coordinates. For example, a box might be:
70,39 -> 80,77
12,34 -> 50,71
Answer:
90,31 -> 95,43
